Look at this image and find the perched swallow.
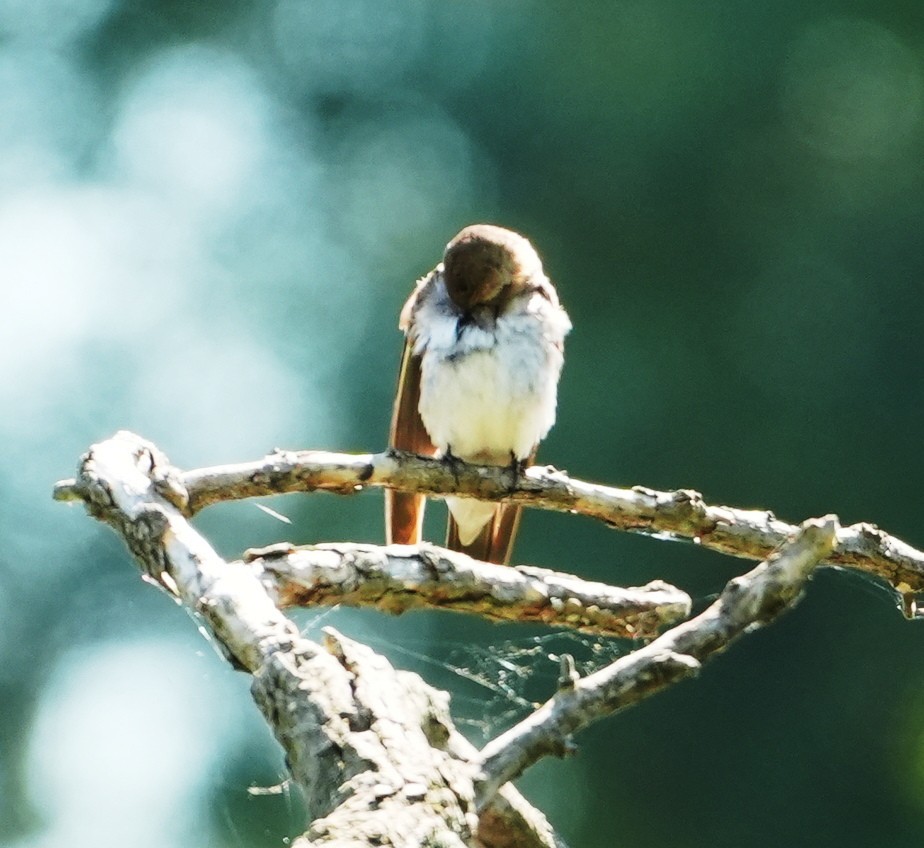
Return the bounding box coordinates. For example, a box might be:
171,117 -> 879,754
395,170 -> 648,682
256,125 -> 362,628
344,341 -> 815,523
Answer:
386,224 -> 571,563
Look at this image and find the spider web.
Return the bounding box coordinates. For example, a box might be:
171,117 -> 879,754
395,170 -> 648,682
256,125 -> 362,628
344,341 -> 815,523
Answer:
300,607 -> 626,740
385,631 -> 626,738
291,563 -> 908,743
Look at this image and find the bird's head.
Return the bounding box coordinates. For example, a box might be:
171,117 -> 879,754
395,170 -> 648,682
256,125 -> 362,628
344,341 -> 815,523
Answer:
442,224 -> 542,312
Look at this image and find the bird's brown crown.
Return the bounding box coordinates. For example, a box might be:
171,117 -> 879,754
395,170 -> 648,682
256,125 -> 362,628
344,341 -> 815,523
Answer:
442,224 -> 540,311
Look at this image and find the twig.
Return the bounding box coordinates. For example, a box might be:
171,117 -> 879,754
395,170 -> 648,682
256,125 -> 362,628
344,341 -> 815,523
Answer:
243,541 -> 691,640
473,515 -> 839,807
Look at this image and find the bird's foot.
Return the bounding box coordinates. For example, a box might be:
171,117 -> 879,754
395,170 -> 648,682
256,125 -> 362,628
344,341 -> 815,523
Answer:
442,446 -> 466,484
506,452 -> 527,494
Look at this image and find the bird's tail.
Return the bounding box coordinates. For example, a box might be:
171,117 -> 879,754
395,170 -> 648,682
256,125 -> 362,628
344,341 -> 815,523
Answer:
446,503 -> 522,565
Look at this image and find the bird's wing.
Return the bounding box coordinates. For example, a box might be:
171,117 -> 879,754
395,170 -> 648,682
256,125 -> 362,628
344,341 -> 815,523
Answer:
386,338 -> 437,544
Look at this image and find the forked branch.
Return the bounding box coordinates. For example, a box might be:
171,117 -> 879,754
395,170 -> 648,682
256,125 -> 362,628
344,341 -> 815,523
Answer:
474,515 -> 838,806
55,430 -> 694,847
48,431 -> 872,843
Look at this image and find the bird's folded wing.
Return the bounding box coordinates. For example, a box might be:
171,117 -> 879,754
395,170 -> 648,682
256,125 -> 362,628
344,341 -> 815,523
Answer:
386,340 -> 436,544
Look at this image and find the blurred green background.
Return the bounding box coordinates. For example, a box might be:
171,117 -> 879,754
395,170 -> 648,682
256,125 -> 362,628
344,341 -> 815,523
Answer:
3,1 -> 924,845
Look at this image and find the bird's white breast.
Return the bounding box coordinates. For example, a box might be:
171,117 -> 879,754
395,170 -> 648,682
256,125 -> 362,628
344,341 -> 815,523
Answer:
411,285 -> 569,465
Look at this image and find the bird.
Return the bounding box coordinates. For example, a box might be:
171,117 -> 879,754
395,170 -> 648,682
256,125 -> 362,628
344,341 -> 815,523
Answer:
386,224 -> 571,564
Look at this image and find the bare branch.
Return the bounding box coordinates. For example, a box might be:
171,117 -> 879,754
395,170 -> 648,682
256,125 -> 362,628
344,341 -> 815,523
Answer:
55,432 -> 865,842
473,515 -> 839,807
243,542 -> 691,640
63,431 -> 566,847
67,430 -> 298,672
117,444 -> 921,598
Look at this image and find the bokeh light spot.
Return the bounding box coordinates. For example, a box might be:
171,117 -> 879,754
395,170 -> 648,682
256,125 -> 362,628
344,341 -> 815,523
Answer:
781,18 -> 923,159
111,45 -> 273,213
0,0 -> 115,46
23,639 -> 239,848
0,47 -> 102,184
333,104 -> 484,257
0,186 -> 194,411
126,329 -> 321,464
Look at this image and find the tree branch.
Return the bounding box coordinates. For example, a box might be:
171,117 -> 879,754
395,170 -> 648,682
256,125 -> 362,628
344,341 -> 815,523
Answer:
243,542 -> 691,640
61,431 -> 566,847
473,515 -> 839,807
50,433 -> 887,841
78,444 -> 916,601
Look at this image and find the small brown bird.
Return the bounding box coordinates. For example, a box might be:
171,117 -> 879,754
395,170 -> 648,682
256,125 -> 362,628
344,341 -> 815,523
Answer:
386,224 -> 571,563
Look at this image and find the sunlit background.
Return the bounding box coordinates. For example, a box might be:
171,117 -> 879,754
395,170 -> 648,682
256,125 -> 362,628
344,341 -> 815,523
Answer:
2,1 -> 924,845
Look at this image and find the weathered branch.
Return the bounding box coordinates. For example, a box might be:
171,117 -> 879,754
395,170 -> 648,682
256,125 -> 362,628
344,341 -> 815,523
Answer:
66,444 -> 917,600
51,433 -> 887,841
473,515 -> 839,807
243,542 -> 691,640
62,431 -> 564,848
